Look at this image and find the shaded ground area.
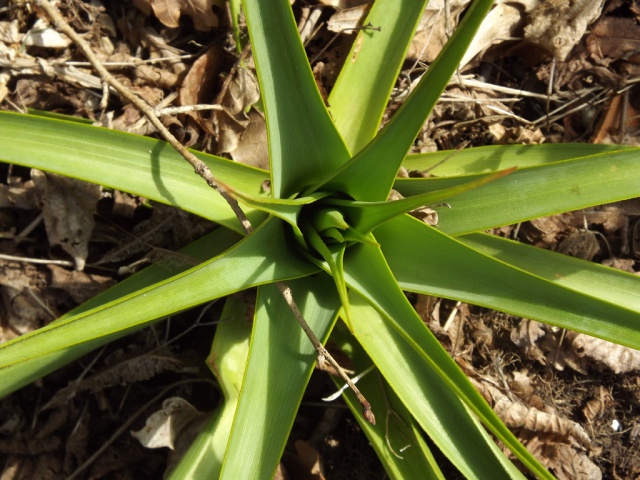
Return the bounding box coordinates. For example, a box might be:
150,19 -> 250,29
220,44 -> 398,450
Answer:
1,0 -> 640,478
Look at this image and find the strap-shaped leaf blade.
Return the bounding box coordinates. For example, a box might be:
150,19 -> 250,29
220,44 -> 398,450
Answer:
169,295 -> 253,479
394,147 -> 640,235
243,0 -> 350,198
402,143 -> 636,175
0,112 -> 268,233
459,233 -> 640,312
220,277 -> 341,479
0,218 -> 317,397
329,0 -> 429,153
378,215 -> 640,349
342,242 -> 547,478
330,168 -> 514,234
312,0 -> 494,201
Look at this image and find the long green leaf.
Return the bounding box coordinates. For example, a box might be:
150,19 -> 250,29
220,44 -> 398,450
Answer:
378,215 -> 640,349
395,147 -> 640,235
402,143 -> 635,175
0,228 -> 240,397
220,276 -> 341,478
243,0 -> 350,198
459,233 -> 640,312
0,112 -> 268,234
312,0 -> 494,201
331,324 -> 446,479
169,295 -> 253,479
329,0 -> 429,153
342,243 -> 545,478
0,218 -> 316,397
331,168 -> 514,234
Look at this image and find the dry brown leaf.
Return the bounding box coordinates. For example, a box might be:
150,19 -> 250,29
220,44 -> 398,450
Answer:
525,436 -> 602,480
112,190 -> 144,218
133,0 -> 219,31
280,440 -> 326,480
31,170 -> 100,270
471,376 -> 600,478
511,320 -> 590,372
587,16 -> 640,62
316,0 -> 370,7
557,230 -> 600,260
178,44 -> 224,130
229,110 -> 269,169
0,261 -> 52,341
569,332 -> 640,374
524,0 -> 605,61
131,397 -> 206,450
48,264 -> 115,304
0,177 -> 37,210
509,369 -> 535,398
326,5 -> 370,33
406,2 -> 469,64
510,319 -> 549,365
213,67 -> 260,154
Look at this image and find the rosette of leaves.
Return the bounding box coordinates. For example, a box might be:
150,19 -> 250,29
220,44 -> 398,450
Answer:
1,0 -> 639,478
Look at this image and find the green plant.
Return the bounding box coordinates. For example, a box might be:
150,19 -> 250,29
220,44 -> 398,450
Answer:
1,0 -> 639,478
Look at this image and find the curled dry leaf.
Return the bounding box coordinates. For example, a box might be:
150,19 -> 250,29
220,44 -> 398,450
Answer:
512,320 -> 640,374
470,376 -> 600,480
31,170 -> 100,271
569,332 -> 640,374
131,397 -> 207,450
213,66 -> 261,154
478,380 -> 593,449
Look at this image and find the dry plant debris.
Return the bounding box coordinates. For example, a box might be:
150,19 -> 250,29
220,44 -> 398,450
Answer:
1,0 -> 640,478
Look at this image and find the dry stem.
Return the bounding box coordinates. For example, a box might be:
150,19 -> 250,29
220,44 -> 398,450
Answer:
277,282 -> 375,425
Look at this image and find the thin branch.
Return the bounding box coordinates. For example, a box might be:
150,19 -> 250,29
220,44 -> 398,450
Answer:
35,0 -> 252,235
277,282 -> 376,425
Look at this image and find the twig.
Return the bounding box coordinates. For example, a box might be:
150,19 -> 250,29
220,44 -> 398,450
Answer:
0,252 -> 74,267
277,282 -> 376,425
35,0 -> 252,235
